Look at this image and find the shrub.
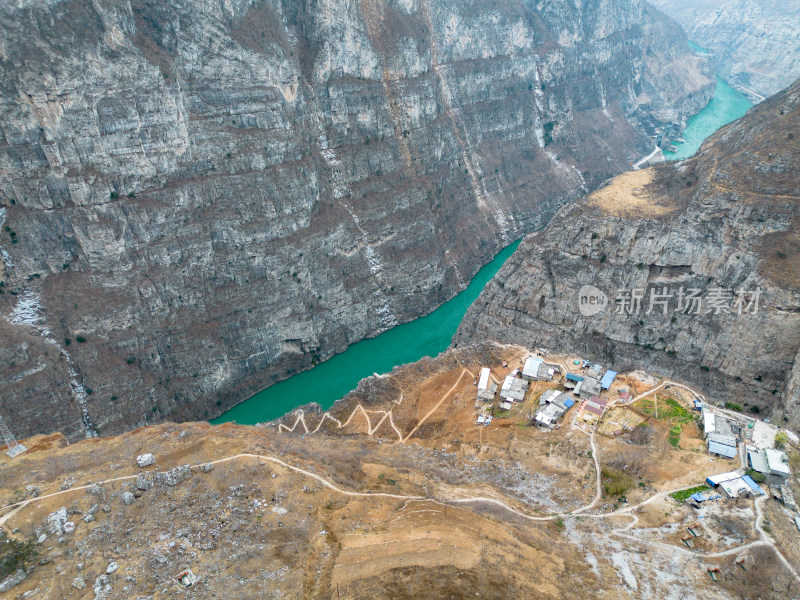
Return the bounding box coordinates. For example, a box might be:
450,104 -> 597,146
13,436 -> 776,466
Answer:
76,335 -> 87,343
630,422 -> 653,446
724,402 -> 743,412
0,533 -> 38,580
745,469 -> 766,483
601,467 -> 633,497
668,425 -> 682,448
775,432 -> 788,450
669,485 -> 709,503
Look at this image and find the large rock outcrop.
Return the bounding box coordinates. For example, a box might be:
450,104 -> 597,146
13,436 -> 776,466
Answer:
456,78 -> 800,428
649,0 -> 800,100
0,0 -> 711,438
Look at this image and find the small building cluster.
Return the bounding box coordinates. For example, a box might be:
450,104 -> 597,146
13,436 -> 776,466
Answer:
701,406 -> 740,459
568,363 -> 616,400
576,396 -> 609,424
748,447 -> 791,478
473,353 -> 565,427
534,390 -> 574,427
501,374 -> 529,403
470,353 -> 627,433
705,472 -> 765,499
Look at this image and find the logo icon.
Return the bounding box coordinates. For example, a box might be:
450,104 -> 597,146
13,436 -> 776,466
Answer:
578,285 -> 608,317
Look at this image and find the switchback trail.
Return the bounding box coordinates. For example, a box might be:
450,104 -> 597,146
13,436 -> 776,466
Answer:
2,377 -> 797,583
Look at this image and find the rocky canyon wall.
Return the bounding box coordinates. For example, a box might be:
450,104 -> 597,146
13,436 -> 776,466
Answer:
649,0 -> 800,99
456,79 -> 800,428
0,0 -> 711,438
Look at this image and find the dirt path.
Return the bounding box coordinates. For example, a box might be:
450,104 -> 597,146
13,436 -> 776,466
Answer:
402,369 -> 468,442
633,147 -> 661,170
2,373 -> 797,583
2,444 -> 798,583
278,368 -> 471,445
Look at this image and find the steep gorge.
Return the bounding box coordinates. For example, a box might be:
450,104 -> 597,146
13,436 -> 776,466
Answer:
649,0 -> 800,100
456,78 -> 800,428
0,0 -> 711,438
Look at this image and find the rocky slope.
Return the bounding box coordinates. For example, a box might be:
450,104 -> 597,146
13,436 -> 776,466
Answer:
456,78 -> 800,428
649,0 -> 800,99
0,0 -> 712,439
1,348 -> 798,599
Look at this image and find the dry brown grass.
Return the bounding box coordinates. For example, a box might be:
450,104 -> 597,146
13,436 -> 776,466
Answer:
758,223 -> 800,292
586,169 -> 684,219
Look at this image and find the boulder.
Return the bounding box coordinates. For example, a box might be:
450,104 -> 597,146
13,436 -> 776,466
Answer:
0,569 -> 25,592
155,465 -> 191,486
73,576 -> 86,590
89,483 -> 106,501
26,485 -> 40,498
83,514 -> 95,523
106,562 -> 119,574
93,574 -> 111,599
121,492 -> 135,506
37,534 -> 46,544
200,463 -> 214,473
63,521 -> 76,534
46,507 -> 68,535
136,473 -> 154,491
136,453 -> 155,468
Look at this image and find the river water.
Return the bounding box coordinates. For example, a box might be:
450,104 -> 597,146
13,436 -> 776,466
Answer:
664,76 -> 752,161
213,75 -> 752,426
212,240 -> 520,425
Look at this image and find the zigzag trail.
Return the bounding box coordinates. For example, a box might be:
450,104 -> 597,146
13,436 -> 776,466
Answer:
1,376 -> 797,582
278,367 -> 473,444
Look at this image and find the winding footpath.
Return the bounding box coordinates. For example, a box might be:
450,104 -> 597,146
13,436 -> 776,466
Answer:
633,146 -> 662,170
1,374 -> 798,584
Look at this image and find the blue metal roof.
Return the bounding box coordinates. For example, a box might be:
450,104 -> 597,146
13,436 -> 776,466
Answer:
741,475 -> 765,495
693,399 -> 703,409
600,370 -> 617,389
563,398 -> 575,408
708,441 -> 737,458
566,374 -> 584,382
690,492 -> 706,502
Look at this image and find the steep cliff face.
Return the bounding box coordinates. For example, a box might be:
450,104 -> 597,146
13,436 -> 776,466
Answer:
456,79 -> 800,428
649,0 -> 800,99
0,0 -> 711,438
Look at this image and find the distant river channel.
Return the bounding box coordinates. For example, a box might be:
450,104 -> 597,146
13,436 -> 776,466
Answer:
213,70 -> 753,426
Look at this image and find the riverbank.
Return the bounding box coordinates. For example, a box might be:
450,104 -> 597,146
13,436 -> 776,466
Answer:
664,77 -> 752,161
213,73 -> 753,428
212,240 -> 521,425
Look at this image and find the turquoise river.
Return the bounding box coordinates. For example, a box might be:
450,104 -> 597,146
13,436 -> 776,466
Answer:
213,241 -> 520,425
664,76 -> 753,161
213,77 -> 752,426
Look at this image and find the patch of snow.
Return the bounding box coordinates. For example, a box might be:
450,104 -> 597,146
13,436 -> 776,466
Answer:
9,291 -> 48,333
0,208 -> 12,268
